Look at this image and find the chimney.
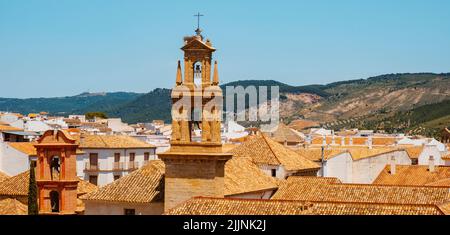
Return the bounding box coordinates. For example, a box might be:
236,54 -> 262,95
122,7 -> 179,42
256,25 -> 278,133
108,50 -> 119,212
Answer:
429,156 -> 435,172
390,155 -> 396,175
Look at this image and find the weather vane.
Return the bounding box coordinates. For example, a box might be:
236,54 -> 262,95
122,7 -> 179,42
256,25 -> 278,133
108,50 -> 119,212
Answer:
194,12 -> 204,35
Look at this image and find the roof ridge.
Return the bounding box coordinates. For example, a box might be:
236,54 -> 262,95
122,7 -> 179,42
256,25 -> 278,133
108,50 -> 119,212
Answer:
260,134 -> 281,165
191,196 -> 445,208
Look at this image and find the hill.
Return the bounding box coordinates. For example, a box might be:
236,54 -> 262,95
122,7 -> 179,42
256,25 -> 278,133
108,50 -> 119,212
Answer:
1,73 -> 449,139
0,92 -> 141,115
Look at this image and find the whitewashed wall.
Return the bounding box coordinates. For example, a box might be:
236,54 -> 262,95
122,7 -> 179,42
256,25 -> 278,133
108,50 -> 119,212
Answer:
84,201 -> 164,215
322,150 -> 411,184
0,142 -> 31,176
77,148 -> 156,187
418,145 -> 444,166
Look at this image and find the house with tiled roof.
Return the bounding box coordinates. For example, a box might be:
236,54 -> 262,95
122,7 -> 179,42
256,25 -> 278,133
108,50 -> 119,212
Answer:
264,123 -> 305,146
373,164 -> 450,187
229,134 -> 320,179
295,146 -> 411,183
82,158 -> 279,215
271,176 -> 450,207
76,134 -> 157,187
0,169 -> 97,214
166,197 -> 447,215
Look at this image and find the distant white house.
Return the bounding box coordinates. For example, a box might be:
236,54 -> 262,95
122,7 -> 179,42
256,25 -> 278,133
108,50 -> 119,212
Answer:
107,118 -> 135,134
303,147 -> 412,184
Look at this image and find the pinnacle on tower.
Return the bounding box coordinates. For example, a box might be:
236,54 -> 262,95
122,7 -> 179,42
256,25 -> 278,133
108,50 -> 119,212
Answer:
176,60 -> 182,85
212,61 -> 219,85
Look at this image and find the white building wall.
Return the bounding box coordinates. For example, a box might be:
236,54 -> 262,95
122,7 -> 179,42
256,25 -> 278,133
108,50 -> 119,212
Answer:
352,151 -> 411,184
0,142 -> 31,176
259,164 -> 286,179
77,148 -> 156,187
323,153 -> 352,183
323,150 -> 411,184
84,201 -> 164,215
418,145 -> 444,166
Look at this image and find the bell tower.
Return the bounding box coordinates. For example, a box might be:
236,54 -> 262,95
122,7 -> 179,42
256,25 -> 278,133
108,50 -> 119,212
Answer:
159,22 -> 232,212
34,130 -> 79,215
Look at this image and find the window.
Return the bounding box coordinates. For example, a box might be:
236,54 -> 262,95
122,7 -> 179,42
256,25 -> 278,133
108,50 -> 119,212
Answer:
271,169 -> 277,177
144,152 -> 150,161
129,152 -> 135,162
114,153 -> 120,163
89,175 -> 98,185
114,175 -> 120,181
124,208 -> 135,215
89,153 -> 98,169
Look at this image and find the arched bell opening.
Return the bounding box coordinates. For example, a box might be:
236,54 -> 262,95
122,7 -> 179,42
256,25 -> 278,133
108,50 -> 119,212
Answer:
49,156 -> 61,180
193,61 -> 202,87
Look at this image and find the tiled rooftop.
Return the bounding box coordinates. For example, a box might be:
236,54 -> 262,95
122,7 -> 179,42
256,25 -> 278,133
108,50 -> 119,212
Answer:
229,134 -> 319,171
166,197 -> 445,215
373,165 -> 450,186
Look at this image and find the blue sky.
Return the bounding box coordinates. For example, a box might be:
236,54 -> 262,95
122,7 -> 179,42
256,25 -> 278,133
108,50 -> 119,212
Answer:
1,0 -> 449,98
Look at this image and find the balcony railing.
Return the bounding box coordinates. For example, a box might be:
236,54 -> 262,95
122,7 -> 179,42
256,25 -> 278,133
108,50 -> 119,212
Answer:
113,162 -> 125,170
128,161 -> 139,170
84,162 -> 99,172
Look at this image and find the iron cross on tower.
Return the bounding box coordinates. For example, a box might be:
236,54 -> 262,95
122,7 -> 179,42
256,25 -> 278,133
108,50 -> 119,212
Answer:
194,12 -> 204,35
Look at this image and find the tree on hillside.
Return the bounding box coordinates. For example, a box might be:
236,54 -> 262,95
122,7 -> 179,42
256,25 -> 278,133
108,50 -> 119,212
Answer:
85,112 -> 108,120
28,161 -> 38,215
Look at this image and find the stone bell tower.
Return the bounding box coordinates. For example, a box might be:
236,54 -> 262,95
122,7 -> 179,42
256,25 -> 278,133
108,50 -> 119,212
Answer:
34,130 -> 79,214
159,24 -> 232,211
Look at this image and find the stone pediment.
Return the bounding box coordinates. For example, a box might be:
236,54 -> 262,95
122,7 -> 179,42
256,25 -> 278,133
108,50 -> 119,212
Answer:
181,38 -> 215,51
36,130 -> 77,145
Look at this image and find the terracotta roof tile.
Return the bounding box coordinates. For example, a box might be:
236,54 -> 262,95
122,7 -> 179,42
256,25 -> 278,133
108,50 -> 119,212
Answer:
442,153 -> 450,160
166,197 -> 444,215
271,176 -> 450,205
0,125 -> 23,132
229,134 -> 319,171
405,146 -> 424,159
373,165 -> 450,186
83,158 -> 279,203
225,157 -> 278,196
0,171 -> 9,183
0,198 -> 27,215
266,123 -> 304,144
81,160 -> 165,203
7,142 -> 37,156
296,148 -> 348,161
79,135 -> 155,149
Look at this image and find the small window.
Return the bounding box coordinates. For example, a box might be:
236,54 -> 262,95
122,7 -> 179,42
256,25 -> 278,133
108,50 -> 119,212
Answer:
271,169 -> 277,177
129,153 -> 135,162
114,153 -> 120,163
89,175 -> 98,185
114,175 -> 120,181
124,208 -> 135,215
144,152 -> 150,161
